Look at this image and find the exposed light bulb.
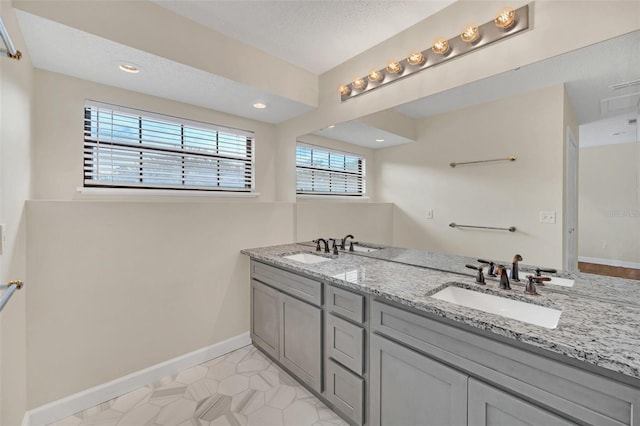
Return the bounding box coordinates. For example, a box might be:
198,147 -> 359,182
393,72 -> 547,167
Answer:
386,60 -> 403,74
339,84 -> 352,96
407,51 -> 425,66
431,37 -> 450,55
494,7 -> 516,29
461,24 -> 480,43
352,77 -> 367,90
368,68 -> 384,82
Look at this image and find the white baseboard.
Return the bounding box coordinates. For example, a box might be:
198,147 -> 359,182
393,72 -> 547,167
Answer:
23,332 -> 251,426
578,256 -> 640,270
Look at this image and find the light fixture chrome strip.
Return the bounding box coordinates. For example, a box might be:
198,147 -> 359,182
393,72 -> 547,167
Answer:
340,5 -> 529,102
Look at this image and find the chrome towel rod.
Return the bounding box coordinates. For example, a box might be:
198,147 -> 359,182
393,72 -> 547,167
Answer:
450,156 -> 516,168
449,223 -> 516,232
0,280 -> 23,312
0,17 -> 21,60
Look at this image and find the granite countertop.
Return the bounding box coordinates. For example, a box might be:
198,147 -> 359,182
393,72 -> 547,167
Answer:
242,243 -> 640,381
298,241 -> 640,307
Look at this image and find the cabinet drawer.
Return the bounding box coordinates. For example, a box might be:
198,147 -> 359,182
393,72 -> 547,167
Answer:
326,285 -> 365,323
372,300 -> 640,426
326,359 -> 364,426
252,261 -> 322,306
326,313 -> 365,375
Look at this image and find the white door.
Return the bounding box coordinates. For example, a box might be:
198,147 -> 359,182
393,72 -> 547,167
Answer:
565,127 -> 578,272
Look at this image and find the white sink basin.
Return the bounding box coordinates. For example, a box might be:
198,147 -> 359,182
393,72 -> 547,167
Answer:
431,286 -> 562,329
545,277 -> 575,287
283,253 -> 331,265
351,245 -> 378,253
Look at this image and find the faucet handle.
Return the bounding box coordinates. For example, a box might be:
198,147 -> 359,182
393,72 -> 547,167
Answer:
525,275 -> 550,295
535,267 -> 557,276
465,264 -> 486,284
478,259 -> 495,276
313,239 -> 321,251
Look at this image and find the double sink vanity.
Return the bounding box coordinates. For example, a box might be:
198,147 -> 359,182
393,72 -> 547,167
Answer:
241,242 -> 640,426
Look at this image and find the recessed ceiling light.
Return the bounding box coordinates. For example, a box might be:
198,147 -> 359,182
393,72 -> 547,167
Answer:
253,103 -> 267,109
376,138 -> 385,142
328,125 -> 335,129
119,63 -> 140,74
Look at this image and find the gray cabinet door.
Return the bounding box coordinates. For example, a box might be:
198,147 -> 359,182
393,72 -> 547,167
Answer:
468,379 -> 576,426
326,359 -> 365,425
370,333 -> 468,426
279,292 -> 323,393
251,280 -> 279,359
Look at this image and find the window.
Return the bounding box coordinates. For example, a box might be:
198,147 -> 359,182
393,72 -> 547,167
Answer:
83,101 -> 254,192
296,143 -> 365,196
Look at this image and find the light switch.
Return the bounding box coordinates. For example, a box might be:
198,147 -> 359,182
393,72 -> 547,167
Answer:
427,209 -> 434,219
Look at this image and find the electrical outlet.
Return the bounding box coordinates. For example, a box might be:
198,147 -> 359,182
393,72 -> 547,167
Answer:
427,209 -> 434,219
539,211 -> 556,224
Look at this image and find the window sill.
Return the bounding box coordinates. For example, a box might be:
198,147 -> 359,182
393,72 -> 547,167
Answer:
76,187 -> 260,198
296,194 -> 370,201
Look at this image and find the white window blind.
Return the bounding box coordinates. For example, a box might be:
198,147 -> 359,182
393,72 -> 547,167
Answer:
296,143 -> 365,196
83,100 -> 255,192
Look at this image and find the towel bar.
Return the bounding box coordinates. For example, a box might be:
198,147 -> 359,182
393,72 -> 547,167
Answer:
0,17 -> 21,60
449,223 -> 516,232
0,280 -> 23,312
450,156 -> 516,168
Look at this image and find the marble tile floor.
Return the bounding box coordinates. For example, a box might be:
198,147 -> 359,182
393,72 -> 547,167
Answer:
49,345 -> 348,426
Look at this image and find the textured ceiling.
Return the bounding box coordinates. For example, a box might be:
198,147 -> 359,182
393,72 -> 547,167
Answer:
15,0 -> 455,125
15,11 -> 315,124
16,1 -> 638,143
152,0 -> 455,74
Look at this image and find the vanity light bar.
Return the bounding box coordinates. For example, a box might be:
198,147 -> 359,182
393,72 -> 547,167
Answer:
339,5 -> 530,102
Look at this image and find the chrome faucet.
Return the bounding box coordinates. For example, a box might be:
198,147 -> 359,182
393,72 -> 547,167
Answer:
341,234 -> 355,250
314,239 -> 330,253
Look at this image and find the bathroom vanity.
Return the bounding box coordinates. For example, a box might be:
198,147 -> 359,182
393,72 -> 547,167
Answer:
242,243 -> 640,426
